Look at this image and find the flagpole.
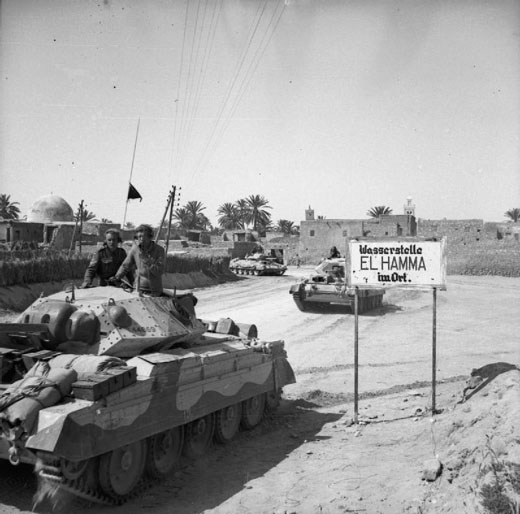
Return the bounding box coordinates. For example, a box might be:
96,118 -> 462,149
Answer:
123,117 -> 141,228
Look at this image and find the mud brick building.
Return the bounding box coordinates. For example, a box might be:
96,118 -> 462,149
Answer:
0,220 -> 43,244
298,203 -> 418,263
293,197 -> 520,265
417,218 -> 484,243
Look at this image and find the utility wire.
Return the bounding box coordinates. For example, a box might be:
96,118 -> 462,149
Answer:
191,1 -> 285,181
188,0 -> 270,183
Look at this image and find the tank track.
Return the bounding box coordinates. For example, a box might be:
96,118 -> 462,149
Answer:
36,457 -> 153,506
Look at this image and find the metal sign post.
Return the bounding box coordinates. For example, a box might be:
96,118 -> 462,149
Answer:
354,286 -> 359,424
432,287 -> 437,413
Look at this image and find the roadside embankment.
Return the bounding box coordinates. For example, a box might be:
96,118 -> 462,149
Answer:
0,270 -> 239,311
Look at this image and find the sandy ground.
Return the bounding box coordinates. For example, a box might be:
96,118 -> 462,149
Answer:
0,268 -> 519,514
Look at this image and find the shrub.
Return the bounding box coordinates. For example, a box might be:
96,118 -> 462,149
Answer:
0,249 -> 232,287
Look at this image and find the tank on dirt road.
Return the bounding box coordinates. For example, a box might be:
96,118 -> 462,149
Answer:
0,284 -> 295,506
229,252 -> 287,276
289,257 -> 385,313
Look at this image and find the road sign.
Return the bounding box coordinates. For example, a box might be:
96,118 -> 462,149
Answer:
348,238 -> 446,288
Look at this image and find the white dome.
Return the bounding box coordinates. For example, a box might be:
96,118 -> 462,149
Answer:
27,195 -> 74,223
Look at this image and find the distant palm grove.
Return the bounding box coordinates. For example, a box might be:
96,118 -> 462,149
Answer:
172,194 -> 299,235
1,192 -> 520,236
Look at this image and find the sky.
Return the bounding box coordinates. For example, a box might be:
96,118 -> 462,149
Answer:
1,0 -> 519,228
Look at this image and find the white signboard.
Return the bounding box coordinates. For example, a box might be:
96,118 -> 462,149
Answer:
348,238 -> 447,288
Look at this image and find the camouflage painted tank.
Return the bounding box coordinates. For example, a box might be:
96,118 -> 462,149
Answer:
289,258 -> 385,313
229,253 -> 287,276
0,285 -> 295,505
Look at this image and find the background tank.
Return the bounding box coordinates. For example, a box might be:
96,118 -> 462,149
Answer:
289,257 -> 385,313
229,252 -> 287,276
0,285 -> 295,505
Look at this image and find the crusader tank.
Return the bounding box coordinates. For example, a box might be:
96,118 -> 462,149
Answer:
229,253 -> 287,276
0,285 -> 295,505
289,258 -> 385,313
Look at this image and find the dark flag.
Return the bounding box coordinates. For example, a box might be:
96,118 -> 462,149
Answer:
127,183 -> 143,201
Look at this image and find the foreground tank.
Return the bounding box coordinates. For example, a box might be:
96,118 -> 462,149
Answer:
289,258 -> 385,313
230,253 -> 287,276
0,285 -> 295,505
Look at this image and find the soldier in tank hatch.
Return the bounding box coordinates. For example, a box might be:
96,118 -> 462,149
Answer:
114,224 -> 165,296
81,229 -> 132,288
328,246 -> 341,259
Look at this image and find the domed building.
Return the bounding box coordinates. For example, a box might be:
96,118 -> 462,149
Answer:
27,195 -> 74,223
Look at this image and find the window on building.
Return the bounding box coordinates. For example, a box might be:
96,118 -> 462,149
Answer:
342,230 -> 347,237
464,226 -> 470,232
310,230 -> 315,237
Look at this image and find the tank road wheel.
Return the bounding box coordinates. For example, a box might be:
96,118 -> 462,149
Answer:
183,414 -> 215,458
61,458 -> 90,481
241,393 -> 266,430
214,403 -> 242,443
98,440 -> 146,499
146,426 -> 184,478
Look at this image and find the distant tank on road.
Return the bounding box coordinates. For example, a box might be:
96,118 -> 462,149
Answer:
230,253 -> 287,276
289,257 -> 385,313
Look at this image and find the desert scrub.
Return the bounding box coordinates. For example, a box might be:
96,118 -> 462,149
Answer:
479,437 -> 520,513
164,253 -> 231,275
0,252 -> 91,287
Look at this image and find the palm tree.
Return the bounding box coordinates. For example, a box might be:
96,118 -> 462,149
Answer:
276,219 -> 299,235
234,198 -> 251,229
185,200 -> 208,230
74,207 -> 97,222
172,207 -> 192,233
217,202 -> 242,230
172,201 -> 209,232
504,208 -> 520,222
245,194 -> 272,231
0,194 -> 21,219
367,206 -> 393,218
196,213 -> 211,231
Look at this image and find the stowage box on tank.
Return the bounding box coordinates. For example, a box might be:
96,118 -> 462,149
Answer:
0,286 -> 295,505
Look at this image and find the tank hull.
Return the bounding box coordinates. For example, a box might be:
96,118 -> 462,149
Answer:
290,282 -> 384,312
22,342 -> 292,461
0,286 -> 295,504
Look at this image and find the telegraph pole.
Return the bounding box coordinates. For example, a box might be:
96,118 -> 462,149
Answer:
78,200 -> 84,254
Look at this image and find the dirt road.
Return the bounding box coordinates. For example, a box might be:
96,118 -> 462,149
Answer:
0,269 -> 519,514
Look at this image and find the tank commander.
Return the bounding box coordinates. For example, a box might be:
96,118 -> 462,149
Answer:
81,229 -> 130,288
113,224 -> 165,296
328,246 -> 341,259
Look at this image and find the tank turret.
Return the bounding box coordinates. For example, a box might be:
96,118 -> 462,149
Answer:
13,286 -> 206,358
